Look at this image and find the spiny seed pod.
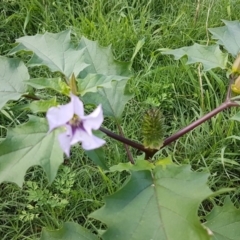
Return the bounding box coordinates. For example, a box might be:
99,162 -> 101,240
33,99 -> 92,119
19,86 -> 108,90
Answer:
231,75 -> 240,94
232,54 -> 240,75
142,109 -> 165,150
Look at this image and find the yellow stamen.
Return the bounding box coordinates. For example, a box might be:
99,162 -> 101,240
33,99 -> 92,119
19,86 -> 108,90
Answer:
69,114 -> 81,126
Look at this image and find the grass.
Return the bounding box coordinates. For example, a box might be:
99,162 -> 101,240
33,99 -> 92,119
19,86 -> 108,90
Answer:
1,0 -> 240,238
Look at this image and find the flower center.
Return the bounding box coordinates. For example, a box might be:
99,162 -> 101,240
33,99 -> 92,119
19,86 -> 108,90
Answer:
69,114 -> 81,127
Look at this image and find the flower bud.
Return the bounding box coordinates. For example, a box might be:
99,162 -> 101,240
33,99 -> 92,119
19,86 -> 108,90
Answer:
142,109 -> 165,150
69,73 -> 78,95
232,54 -> 240,74
231,75 -> 240,94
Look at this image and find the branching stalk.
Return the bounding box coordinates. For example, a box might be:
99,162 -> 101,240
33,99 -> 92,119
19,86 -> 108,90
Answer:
101,98 -> 240,157
24,78 -> 240,159
101,79 -> 240,159
100,127 -> 148,153
162,100 -> 239,148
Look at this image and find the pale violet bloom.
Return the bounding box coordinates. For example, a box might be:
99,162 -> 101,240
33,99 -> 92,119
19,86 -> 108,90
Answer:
46,94 -> 105,157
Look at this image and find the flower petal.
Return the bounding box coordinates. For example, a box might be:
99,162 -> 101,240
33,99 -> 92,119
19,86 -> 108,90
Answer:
82,134 -> 106,150
58,125 -> 72,157
71,93 -> 84,117
71,128 -> 105,150
82,105 -> 104,135
47,101 -> 74,132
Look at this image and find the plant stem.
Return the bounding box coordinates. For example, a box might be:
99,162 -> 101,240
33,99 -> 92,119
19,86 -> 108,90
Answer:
101,99 -> 239,158
22,94 -> 41,100
101,77 -> 240,159
116,124 -> 135,164
162,99 -> 239,148
100,127 -> 148,153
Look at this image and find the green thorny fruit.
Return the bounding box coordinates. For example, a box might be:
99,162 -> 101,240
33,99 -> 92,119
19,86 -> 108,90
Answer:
142,109 -> 165,150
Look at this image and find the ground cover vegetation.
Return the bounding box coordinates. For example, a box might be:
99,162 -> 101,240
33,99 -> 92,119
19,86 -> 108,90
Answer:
1,0 -> 240,239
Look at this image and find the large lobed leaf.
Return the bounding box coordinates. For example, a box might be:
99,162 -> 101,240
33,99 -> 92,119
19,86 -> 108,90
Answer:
78,73 -> 129,96
209,20 -> 240,57
8,31 -> 131,97
40,222 -> 98,240
90,164 -> 212,240
0,115 -> 63,187
82,80 -> 133,121
162,43 -> 227,71
78,36 -> 131,78
9,30 -> 88,78
0,56 -> 28,110
205,197 -> 240,240
85,147 -> 108,170
77,37 -> 131,96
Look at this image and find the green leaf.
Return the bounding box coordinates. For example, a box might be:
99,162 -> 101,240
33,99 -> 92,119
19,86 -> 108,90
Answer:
0,57 -> 28,110
227,135 -> 240,141
40,222 -> 98,240
231,111 -> 240,122
85,148 -> 108,170
9,30 -> 88,78
25,78 -> 70,96
155,156 -> 173,167
77,37 -> 131,96
78,36 -> 131,78
82,80 -> 133,121
15,97 -> 57,113
0,115 -> 63,187
162,43 -> 228,71
209,20 -> 240,57
130,38 -> 145,62
90,165 -> 212,240
78,73 -> 129,96
109,159 -> 154,172
204,197 -> 240,240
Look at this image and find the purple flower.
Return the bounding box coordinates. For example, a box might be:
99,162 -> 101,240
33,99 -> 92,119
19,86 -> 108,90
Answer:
46,94 -> 105,157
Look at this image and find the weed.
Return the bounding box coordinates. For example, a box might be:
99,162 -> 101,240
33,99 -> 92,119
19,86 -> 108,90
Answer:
1,0 -> 240,238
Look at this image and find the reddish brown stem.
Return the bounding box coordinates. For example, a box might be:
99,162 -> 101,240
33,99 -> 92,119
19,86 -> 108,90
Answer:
100,127 -> 149,153
100,99 -> 240,158
117,125 -> 135,164
101,79 -> 240,158
162,100 -> 238,148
